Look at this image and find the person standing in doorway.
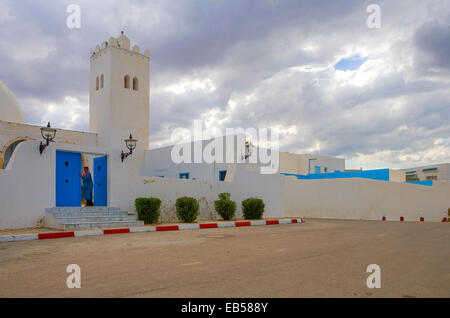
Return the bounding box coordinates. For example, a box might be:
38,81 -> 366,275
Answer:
80,166 -> 94,206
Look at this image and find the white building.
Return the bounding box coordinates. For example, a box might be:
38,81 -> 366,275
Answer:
401,163 -> 450,182
0,33 -> 290,229
145,137 -> 344,181
1,33 -> 449,230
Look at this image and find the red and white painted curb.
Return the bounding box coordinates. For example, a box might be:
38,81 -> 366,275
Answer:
381,215 -> 449,222
0,218 -> 304,243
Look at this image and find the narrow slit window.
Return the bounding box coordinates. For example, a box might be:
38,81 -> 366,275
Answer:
124,75 -> 130,89
100,74 -> 104,89
133,77 -> 138,91
96,77 -> 99,91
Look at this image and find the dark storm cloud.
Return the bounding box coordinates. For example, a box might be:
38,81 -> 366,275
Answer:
414,21 -> 450,75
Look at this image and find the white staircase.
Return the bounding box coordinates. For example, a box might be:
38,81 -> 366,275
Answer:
44,207 -> 144,230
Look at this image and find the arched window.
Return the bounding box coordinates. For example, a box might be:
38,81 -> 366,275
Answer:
124,75 -> 130,89
100,74 -> 104,89
96,77 -> 99,91
133,77 -> 138,91
1,137 -> 31,169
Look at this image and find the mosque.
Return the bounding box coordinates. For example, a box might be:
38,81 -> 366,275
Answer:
0,33 -> 449,230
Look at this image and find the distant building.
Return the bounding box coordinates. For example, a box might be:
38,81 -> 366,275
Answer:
401,163 -> 450,182
278,152 -> 344,175
146,141 -> 345,181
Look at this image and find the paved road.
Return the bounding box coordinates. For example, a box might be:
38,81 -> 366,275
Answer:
0,219 -> 448,297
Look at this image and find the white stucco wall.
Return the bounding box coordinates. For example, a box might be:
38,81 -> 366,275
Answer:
389,169 -> 406,182
284,176 -> 450,222
0,140 -> 286,229
0,121 -> 99,168
111,164 -> 286,222
0,141 -> 54,228
1,139 -> 447,229
0,121 -> 98,148
0,138 -> 143,229
0,140 -> 113,229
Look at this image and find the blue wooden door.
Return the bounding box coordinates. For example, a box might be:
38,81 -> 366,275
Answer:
94,156 -> 107,206
56,151 -> 81,207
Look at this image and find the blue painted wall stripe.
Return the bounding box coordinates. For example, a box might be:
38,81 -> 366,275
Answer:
405,180 -> 433,186
281,168 -> 390,181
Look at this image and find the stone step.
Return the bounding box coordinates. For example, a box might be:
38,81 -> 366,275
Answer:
63,220 -> 144,230
48,211 -> 130,217
44,206 -> 141,230
45,207 -> 120,213
55,216 -> 139,223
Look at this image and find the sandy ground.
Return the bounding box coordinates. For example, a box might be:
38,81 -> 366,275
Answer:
0,218 -> 448,298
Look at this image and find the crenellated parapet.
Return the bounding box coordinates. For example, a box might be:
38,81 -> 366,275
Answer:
90,31 -> 150,60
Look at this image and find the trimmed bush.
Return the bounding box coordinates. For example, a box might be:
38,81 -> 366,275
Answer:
135,197 -> 161,224
175,196 -> 200,223
214,192 -> 236,220
242,198 -> 265,219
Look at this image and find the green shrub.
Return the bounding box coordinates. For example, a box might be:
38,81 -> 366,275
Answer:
135,197 -> 161,224
175,196 -> 200,223
242,198 -> 265,219
214,192 -> 236,220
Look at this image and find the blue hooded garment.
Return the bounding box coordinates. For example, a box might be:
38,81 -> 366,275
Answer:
82,172 -> 93,200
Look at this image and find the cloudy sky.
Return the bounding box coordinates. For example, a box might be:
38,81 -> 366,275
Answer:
0,0 -> 449,169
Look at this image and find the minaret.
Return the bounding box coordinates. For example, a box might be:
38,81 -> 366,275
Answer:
89,32 -> 150,152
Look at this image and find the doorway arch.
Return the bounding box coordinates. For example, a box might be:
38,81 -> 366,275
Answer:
0,137 -> 32,169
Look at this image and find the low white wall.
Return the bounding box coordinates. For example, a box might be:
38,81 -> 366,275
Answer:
285,176 -> 450,222
8,140 -> 447,228
113,165 -> 286,222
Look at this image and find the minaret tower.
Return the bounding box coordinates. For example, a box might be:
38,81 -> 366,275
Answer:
89,32 -> 150,153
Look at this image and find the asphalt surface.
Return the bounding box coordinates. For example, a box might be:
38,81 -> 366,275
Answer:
0,219 -> 448,297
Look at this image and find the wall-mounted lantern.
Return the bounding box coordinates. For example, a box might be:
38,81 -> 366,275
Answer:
241,140 -> 254,161
39,122 -> 57,154
121,133 -> 137,162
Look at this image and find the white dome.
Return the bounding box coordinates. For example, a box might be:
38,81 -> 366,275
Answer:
0,81 -> 24,124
